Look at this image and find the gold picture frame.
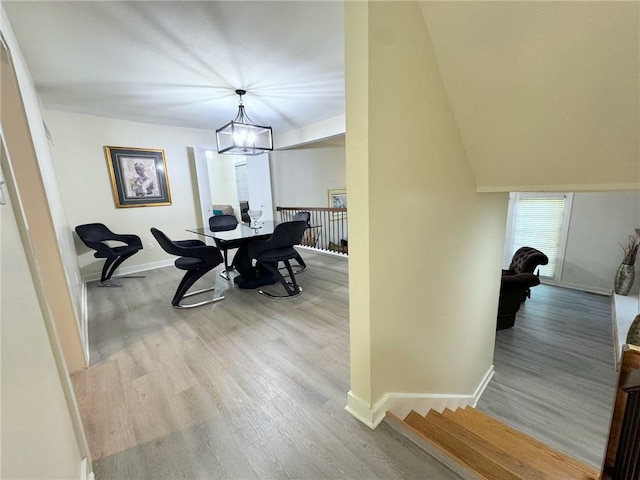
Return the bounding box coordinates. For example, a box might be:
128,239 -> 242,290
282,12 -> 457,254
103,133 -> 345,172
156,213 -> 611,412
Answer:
328,188 -> 347,219
105,146 -> 172,208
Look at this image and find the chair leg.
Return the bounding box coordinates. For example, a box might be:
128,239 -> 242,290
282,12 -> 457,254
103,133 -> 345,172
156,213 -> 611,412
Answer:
279,252 -> 306,275
99,252 -> 140,286
172,267 -> 225,309
257,260 -> 302,299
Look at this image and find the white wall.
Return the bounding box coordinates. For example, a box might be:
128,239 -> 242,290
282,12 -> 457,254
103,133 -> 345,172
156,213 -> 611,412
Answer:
44,109 -> 214,280
206,149 -> 239,212
270,142 -> 346,209
562,191 -> 640,294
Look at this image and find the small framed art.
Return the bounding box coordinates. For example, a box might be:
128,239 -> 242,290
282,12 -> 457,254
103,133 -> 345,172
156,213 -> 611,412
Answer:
328,188 -> 347,219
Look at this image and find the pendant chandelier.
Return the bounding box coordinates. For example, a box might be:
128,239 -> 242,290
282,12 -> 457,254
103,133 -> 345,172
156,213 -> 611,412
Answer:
216,89 -> 273,155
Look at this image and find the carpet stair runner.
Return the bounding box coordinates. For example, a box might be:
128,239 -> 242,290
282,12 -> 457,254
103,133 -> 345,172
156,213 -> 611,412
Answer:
386,406 -> 600,479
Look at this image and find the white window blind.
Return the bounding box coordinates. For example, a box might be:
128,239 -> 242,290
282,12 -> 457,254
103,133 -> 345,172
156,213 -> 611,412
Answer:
234,163 -> 249,202
510,193 -> 571,279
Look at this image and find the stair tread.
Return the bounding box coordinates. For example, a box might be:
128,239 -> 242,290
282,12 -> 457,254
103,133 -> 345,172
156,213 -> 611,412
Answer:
406,411 -> 528,480
404,410 -> 598,480
446,407 -> 599,478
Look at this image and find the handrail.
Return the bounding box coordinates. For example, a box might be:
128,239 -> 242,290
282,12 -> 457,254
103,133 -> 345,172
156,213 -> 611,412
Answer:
277,206 -> 347,212
276,206 -> 348,255
603,344 -> 640,479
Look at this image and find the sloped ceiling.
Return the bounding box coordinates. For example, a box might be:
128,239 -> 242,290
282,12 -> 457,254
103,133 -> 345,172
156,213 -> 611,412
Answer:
420,1 -> 639,191
3,1 -> 344,134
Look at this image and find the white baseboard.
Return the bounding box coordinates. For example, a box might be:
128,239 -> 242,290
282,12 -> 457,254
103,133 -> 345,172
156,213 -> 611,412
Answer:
82,259 -> 175,284
81,457 -> 94,480
345,366 -> 495,429
542,279 -> 612,297
81,281 -> 89,363
297,245 -> 348,259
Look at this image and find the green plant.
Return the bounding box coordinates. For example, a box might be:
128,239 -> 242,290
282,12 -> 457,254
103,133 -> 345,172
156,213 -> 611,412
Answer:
621,234 -> 640,265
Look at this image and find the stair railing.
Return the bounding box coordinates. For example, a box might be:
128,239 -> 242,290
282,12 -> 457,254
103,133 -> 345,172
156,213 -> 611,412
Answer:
276,206 -> 348,255
603,344 -> 640,479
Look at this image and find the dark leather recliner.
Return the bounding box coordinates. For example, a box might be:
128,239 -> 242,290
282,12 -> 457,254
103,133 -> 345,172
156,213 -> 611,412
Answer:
502,247 -> 548,300
504,246 -> 549,276
497,273 -> 540,330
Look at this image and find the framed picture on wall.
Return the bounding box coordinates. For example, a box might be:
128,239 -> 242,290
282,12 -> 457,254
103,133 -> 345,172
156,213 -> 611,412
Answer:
104,146 -> 172,208
328,188 -> 347,219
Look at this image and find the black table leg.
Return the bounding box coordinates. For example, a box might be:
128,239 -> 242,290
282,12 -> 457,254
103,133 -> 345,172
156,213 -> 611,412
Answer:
232,244 -> 277,289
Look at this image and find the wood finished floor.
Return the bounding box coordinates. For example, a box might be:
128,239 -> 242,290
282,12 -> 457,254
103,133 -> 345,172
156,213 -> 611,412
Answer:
476,284 -> 618,469
72,251 -> 619,479
72,250 -> 461,480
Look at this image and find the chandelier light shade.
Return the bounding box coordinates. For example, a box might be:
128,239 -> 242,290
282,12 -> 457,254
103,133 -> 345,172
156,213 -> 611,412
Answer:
216,89 -> 273,155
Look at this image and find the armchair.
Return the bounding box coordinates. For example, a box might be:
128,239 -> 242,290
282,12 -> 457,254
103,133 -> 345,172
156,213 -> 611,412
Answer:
503,247 -> 548,300
497,273 -> 541,330
248,221 -> 307,299
75,223 -> 143,286
150,228 -> 225,309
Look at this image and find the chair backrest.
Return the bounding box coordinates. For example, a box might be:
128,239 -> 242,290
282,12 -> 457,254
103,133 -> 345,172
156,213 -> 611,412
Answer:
151,228 -> 223,266
75,223 -> 115,244
150,227 -> 185,257
293,211 -> 311,226
209,214 -> 238,232
248,221 -> 307,259
239,201 -> 250,223
75,223 -> 124,257
509,247 -> 549,274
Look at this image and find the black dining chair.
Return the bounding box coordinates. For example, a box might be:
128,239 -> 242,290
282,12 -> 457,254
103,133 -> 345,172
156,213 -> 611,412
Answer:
150,227 -> 225,309
248,220 -> 308,299
239,201 -> 250,223
208,214 -> 241,280
289,211 -> 311,273
75,223 -> 143,286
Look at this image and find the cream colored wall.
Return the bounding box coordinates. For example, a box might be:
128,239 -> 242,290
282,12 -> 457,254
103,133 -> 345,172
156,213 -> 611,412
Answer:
1,12 -> 86,372
1,10 -> 88,477
345,0 -> 372,403
270,144 -> 346,208
562,191 -> 640,294
1,166 -> 85,480
421,1 -> 639,192
44,109 -> 214,279
346,1 -> 508,408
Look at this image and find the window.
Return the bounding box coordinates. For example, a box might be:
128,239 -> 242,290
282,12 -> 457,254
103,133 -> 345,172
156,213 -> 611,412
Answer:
504,192 -> 574,281
234,162 -> 249,202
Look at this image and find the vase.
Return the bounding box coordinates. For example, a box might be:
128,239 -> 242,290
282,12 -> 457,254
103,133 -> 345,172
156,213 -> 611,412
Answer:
627,314 -> 640,346
615,263 -> 635,296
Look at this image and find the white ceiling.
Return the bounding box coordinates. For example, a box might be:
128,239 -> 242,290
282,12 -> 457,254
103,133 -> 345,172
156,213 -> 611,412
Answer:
3,1 -> 345,134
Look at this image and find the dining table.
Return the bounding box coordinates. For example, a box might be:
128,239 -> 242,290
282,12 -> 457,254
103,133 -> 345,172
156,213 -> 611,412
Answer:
186,221 -> 282,289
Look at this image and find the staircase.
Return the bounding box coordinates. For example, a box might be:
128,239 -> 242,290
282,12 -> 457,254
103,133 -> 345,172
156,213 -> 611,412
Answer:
387,407 -> 600,480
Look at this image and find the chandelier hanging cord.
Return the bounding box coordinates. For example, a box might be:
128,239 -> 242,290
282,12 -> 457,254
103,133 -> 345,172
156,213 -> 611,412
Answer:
233,89 -> 259,125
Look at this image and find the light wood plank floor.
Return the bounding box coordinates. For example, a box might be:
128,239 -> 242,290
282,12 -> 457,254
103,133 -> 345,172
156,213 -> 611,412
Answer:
476,284 -> 618,469
72,250 -> 460,479
73,251 -> 618,479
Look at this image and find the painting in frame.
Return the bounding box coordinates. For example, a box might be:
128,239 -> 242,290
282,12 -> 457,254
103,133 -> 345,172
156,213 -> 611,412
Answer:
105,146 -> 172,208
328,188 -> 347,220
